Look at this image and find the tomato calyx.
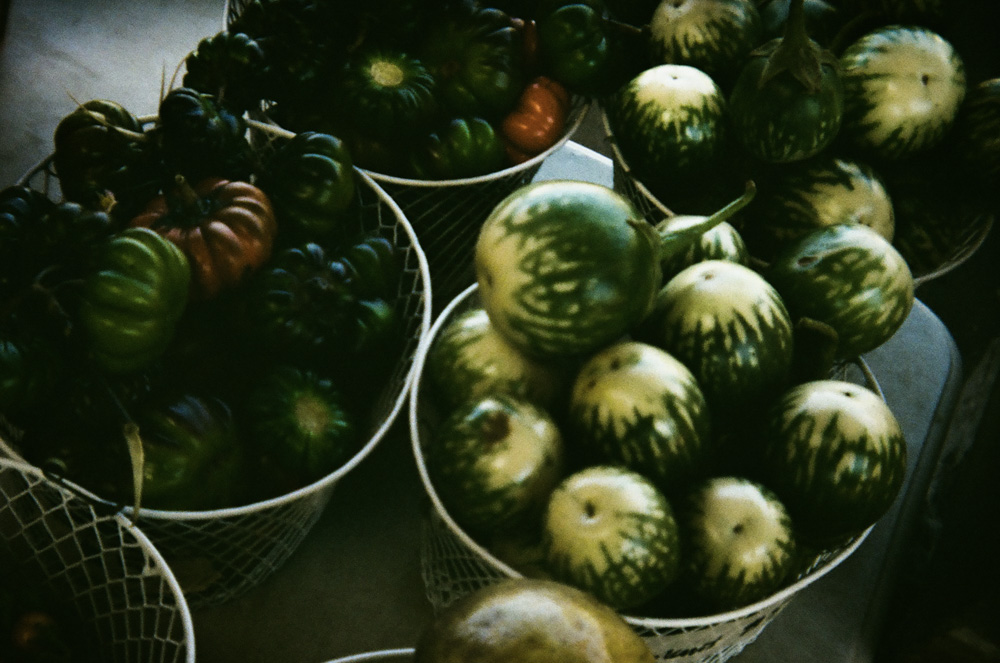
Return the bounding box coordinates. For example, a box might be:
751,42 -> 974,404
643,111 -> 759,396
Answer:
162,174 -> 225,226
754,0 -> 839,93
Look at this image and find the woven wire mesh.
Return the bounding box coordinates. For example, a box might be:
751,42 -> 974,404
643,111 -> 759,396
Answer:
0,458 -> 194,662
409,283 -> 873,662
4,129 -> 433,606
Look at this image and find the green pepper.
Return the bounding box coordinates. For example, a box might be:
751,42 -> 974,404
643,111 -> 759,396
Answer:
152,87 -> 254,181
52,99 -> 156,220
244,363 -> 358,484
419,6 -> 526,119
536,2 -> 613,94
134,394 -> 245,511
408,117 -> 507,180
182,31 -> 268,114
259,131 -> 361,248
78,227 -> 191,374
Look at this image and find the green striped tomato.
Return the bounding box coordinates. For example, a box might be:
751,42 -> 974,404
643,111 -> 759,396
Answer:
657,219 -> 750,282
639,260 -> 795,417
427,394 -> 565,534
474,180 -> 661,361
568,341 -> 712,492
678,476 -> 797,612
424,306 -> 568,412
604,64 -> 728,204
647,0 -> 762,82
743,156 -> 895,261
839,25 -> 966,159
766,224 -> 914,359
543,465 -> 681,609
756,379 -> 907,545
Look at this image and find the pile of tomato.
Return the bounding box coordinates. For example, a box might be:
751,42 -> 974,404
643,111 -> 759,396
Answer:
204,0 -> 652,179
0,87 -> 406,511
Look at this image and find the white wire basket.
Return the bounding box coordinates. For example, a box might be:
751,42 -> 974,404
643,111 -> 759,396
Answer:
2,135 -> 432,607
598,106 -> 995,289
408,283 -> 874,662
221,0 -> 592,309
322,649 -> 415,663
0,457 -> 195,662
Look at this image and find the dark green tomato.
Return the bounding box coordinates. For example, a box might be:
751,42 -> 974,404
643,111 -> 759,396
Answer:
32,202 -> 116,278
259,38 -> 345,109
340,131 -> 409,176
0,334 -> 59,416
78,227 -> 191,374
419,6 -> 525,119
245,364 -> 358,483
152,87 -> 254,181
0,185 -> 55,296
338,50 -> 439,141
52,99 -> 156,218
259,131 -> 362,248
135,394 -> 245,511
340,235 -> 400,300
247,242 -> 360,363
408,117 -> 507,180
536,3 -> 613,95
182,31 -> 268,113
729,39 -> 843,163
353,0 -> 449,51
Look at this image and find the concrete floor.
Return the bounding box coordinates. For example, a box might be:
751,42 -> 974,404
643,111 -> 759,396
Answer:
2,1 -> 999,661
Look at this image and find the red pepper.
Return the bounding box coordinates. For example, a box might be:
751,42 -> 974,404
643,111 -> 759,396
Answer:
501,76 -> 571,160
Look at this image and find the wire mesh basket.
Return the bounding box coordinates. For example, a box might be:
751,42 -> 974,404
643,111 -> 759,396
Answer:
221,0 -> 592,310
2,134 -> 432,607
408,283 -> 874,662
0,457 -> 194,662
322,649 -> 415,663
598,106 -> 995,289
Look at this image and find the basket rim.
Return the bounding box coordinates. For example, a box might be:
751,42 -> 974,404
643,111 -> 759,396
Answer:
0,457 -> 197,662
221,0 -> 592,189
10,153 -> 433,523
363,101 -> 591,188
321,648 -> 415,663
408,282 -> 874,629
